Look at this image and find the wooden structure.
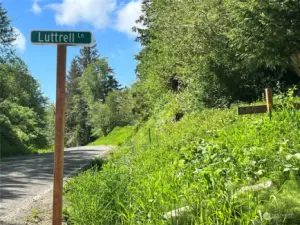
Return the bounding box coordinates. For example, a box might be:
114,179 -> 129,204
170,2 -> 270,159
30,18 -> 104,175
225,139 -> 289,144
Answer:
238,88 -> 300,117
31,30 -> 93,225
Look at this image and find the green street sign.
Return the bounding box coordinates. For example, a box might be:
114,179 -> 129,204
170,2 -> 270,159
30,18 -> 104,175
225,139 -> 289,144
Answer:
31,30 -> 93,46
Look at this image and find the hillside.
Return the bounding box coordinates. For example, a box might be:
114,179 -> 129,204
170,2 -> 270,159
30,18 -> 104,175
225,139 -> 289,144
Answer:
64,94 -> 300,224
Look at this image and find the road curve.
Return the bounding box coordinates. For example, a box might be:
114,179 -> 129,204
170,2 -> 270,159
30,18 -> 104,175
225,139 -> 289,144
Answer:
0,146 -> 112,224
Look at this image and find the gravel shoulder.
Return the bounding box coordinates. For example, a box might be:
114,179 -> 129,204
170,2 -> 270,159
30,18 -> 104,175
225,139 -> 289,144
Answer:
0,146 -> 113,225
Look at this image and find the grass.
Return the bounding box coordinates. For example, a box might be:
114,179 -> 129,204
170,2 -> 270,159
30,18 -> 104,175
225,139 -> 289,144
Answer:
64,94 -> 300,225
1,145 -> 54,158
4,126 -> 133,157
37,145 -> 54,154
88,126 -> 135,146
24,208 -> 42,223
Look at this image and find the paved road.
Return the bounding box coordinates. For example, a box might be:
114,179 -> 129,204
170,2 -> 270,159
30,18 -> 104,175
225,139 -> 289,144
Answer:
0,146 -> 112,224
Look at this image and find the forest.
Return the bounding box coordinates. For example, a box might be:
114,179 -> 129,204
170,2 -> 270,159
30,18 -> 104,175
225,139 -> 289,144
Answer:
1,1 -> 300,157
0,3 -> 134,157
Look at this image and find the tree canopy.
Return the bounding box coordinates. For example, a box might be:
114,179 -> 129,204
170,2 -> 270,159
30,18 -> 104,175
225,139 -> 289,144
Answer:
133,0 -> 300,117
2,0 -> 300,156
65,44 -> 123,146
0,57 -> 48,156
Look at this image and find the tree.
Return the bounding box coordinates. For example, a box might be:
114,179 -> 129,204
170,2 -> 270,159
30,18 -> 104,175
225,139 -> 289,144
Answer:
0,57 -> 48,156
133,0 -> 300,115
0,4 -> 49,157
89,90 -> 135,137
65,57 -> 91,147
77,43 -> 100,70
45,103 -> 55,147
0,3 -> 16,58
224,0 -> 300,73
0,57 -> 47,114
80,59 -> 120,104
65,43 -> 101,147
66,58 -> 81,101
134,0 -> 152,46
78,58 -> 126,137
65,58 -> 82,146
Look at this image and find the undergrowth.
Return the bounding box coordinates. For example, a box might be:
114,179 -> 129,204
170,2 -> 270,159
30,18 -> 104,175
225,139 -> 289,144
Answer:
37,145 -> 54,154
88,126 -> 135,146
64,92 -> 300,225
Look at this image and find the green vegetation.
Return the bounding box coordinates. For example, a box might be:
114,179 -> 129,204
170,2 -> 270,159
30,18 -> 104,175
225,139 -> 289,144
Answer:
25,208 -> 42,224
0,3 -> 16,57
65,46 -> 100,147
63,1 -> 300,224
65,46 -> 125,147
65,94 -> 300,224
0,3 -> 132,157
0,4 -> 49,157
37,146 -> 54,154
132,0 -> 300,118
37,126 -> 134,153
88,126 -> 135,146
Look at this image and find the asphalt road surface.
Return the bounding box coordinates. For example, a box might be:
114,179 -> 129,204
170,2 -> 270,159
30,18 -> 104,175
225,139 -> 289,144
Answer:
0,146 -> 112,224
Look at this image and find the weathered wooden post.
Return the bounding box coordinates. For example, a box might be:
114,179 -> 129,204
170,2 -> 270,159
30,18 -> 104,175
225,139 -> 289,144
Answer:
265,88 -> 273,120
52,44 -> 67,225
238,88 -> 300,117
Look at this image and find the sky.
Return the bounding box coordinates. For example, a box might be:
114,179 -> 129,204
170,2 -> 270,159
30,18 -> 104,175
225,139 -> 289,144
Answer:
3,0 -> 143,102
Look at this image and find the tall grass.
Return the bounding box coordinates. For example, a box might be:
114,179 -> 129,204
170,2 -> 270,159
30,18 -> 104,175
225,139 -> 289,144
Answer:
64,94 -> 300,225
88,126 -> 135,146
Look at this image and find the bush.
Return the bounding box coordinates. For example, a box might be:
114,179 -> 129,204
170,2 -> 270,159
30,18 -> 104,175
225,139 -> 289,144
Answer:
0,114 -> 28,157
0,100 -> 47,157
89,90 -> 135,137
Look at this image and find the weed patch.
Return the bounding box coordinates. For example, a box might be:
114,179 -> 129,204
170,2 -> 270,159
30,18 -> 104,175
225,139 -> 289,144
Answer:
65,97 -> 300,224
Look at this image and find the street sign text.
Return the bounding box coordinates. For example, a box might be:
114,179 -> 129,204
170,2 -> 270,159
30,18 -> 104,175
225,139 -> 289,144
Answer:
31,31 -> 93,46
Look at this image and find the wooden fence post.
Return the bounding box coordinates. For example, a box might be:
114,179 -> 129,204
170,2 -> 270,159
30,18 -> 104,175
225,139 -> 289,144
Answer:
265,88 -> 273,120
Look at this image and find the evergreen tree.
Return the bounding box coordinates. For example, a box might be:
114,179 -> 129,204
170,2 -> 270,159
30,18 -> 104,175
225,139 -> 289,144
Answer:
79,59 -> 126,137
134,0 -> 152,47
65,43 -> 100,147
106,74 -> 121,97
0,3 -> 16,58
80,58 -> 120,104
77,43 -> 100,70
67,58 -> 81,99
65,58 -> 81,146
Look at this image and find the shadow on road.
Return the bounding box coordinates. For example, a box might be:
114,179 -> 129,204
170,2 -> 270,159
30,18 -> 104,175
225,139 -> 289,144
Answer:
0,147 -> 109,218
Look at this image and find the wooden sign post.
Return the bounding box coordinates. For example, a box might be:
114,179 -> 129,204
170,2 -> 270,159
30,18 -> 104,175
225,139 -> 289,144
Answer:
265,88 -> 273,119
52,45 -> 67,225
238,88 -> 300,117
31,30 -> 93,225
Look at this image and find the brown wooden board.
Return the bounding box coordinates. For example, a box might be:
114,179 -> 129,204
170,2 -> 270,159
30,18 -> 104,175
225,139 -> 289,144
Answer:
238,105 -> 267,115
238,103 -> 300,115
